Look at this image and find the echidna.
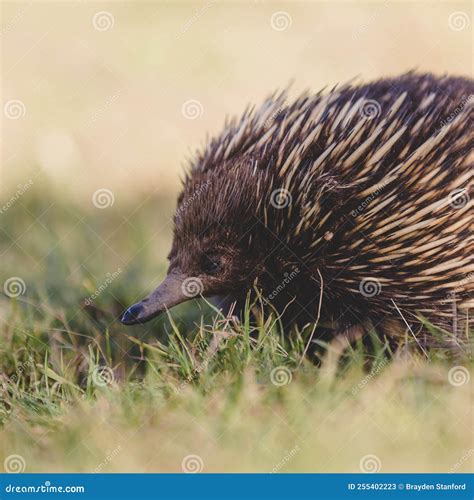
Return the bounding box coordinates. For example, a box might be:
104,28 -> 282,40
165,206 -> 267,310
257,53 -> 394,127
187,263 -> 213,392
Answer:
121,73 -> 473,343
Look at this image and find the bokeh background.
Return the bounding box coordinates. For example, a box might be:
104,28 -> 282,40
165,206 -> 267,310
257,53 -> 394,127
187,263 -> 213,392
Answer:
2,0 -> 472,198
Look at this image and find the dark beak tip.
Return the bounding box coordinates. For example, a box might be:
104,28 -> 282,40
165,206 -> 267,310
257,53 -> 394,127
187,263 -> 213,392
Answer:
120,303 -> 144,325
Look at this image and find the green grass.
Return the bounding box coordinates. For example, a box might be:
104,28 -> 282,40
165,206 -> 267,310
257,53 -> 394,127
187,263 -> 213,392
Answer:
0,185 -> 472,473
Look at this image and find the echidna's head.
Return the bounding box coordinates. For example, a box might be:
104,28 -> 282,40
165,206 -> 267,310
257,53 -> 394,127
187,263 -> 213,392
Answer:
121,164 -> 272,325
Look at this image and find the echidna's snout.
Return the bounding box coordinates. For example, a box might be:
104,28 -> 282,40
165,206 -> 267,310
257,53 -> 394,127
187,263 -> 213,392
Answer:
120,270 -> 192,325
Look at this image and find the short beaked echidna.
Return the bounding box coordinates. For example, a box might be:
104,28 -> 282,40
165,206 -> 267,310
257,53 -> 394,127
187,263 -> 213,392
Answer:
121,73 -> 473,343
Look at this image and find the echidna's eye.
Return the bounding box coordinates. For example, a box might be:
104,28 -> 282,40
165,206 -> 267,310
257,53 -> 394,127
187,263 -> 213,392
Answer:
202,255 -> 220,274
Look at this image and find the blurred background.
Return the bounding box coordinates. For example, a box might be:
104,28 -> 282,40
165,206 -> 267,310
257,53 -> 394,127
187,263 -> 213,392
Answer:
1,0 -> 472,198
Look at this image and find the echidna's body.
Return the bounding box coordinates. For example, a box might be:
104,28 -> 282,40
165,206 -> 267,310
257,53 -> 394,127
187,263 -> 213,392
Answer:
122,73 -> 473,343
